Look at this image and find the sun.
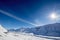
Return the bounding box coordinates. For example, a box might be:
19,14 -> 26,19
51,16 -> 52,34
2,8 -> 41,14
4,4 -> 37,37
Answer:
50,12 -> 58,20
50,13 -> 56,19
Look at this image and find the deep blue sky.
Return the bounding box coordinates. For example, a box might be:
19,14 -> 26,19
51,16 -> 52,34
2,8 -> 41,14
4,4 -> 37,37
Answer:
0,0 -> 60,29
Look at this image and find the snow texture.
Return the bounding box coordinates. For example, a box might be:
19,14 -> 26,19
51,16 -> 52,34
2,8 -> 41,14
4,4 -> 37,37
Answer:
0,24 -> 60,40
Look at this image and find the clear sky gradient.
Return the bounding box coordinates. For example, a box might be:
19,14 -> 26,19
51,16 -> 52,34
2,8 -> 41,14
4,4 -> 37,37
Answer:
0,0 -> 60,29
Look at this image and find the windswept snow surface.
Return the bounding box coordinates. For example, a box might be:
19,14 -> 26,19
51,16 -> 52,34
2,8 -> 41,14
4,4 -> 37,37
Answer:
0,32 -> 60,40
0,25 -> 60,40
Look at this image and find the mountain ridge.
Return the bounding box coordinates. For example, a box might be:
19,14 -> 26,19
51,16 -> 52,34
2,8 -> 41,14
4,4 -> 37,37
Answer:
9,23 -> 60,37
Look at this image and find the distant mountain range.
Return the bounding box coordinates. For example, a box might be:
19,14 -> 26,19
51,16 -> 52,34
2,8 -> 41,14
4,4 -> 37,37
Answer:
0,25 -> 58,40
8,23 -> 60,37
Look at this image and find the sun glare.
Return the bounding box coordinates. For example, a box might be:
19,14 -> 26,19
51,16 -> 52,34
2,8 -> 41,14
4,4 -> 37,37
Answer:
50,12 -> 58,20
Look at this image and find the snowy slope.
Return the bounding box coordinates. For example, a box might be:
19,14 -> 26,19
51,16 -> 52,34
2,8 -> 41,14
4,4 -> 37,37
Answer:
0,24 -> 60,40
0,32 -> 60,40
0,25 -> 7,36
0,25 -> 7,32
0,32 -> 55,40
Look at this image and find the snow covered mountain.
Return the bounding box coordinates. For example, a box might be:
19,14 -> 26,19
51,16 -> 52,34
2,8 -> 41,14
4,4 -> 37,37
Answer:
9,23 -> 60,37
0,25 -> 56,40
0,24 -> 60,40
34,23 -> 60,37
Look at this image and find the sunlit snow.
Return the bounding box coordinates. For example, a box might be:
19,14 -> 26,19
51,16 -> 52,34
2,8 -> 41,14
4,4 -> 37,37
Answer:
0,25 -> 60,40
